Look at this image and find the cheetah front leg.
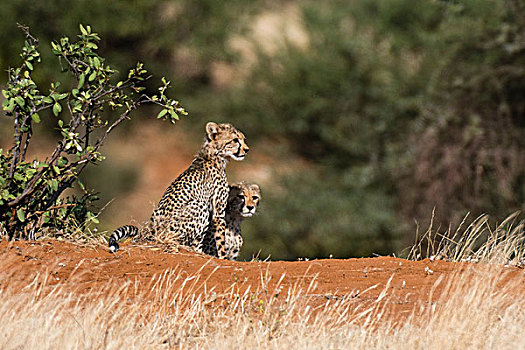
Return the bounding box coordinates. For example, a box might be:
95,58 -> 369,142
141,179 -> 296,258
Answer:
210,186 -> 229,259
211,216 -> 228,259
228,234 -> 243,261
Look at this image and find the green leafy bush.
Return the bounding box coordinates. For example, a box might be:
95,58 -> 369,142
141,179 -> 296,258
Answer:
224,1 -> 427,258
399,0 -> 525,224
216,0 -> 525,259
0,24 -> 185,239
241,171 -> 400,260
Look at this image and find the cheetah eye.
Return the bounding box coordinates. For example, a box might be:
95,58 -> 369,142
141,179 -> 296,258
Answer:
237,194 -> 245,200
228,138 -> 240,146
252,196 -> 259,201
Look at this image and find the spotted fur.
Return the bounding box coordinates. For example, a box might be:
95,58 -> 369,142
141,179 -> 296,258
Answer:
202,182 -> 261,260
109,122 -> 249,258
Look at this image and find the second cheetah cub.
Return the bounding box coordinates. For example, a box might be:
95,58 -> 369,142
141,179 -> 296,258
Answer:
202,181 -> 261,260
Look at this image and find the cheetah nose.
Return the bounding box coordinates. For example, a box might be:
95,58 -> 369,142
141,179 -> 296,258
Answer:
244,147 -> 249,153
246,205 -> 254,211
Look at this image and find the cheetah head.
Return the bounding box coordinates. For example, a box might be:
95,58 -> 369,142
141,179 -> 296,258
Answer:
228,182 -> 261,218
206,122 -> 249,161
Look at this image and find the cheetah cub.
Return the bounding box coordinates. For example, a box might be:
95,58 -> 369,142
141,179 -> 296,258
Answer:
201,182 -> 261,260
109,122 -> 249,259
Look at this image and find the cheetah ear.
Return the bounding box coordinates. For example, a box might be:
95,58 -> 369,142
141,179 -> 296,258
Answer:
229,183 -> 241,191
206,122 -> 219,141
251,184 -> 261,194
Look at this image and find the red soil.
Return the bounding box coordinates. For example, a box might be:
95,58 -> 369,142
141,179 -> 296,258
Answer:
1,240 -> 523,325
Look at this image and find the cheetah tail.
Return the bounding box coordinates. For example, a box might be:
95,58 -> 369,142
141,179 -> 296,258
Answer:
109,225 -> 139,252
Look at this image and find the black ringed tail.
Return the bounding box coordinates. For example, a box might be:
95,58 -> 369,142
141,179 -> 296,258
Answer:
109,225 -> 139,252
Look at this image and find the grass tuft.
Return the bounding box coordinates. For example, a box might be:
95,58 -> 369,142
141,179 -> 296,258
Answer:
408,212 -> 525,267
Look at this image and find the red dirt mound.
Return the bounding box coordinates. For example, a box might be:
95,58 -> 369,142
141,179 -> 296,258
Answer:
0,240 -> 523,324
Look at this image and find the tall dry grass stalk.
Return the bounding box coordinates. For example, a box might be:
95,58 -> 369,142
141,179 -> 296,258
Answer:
409,211 -> 525,266
0,257 -> 523,349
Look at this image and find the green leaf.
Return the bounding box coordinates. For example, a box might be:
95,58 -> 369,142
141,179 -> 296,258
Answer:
42,96 -> 53,104
79,24 -> 88,36
88,71 -> 97,82
169,109 -> 180,120
58,120 -> 63,127
6,99 -> 14,111
14,96 -> 25,107
87,211 -> 100,224
1,90 -> 8,98
52,102 -> 62,116
26,61 -> 33,71
93,57 -> 100,69
77,74 -> 85,89
57,157 -> 68,167
17,209 -> 25,222
31,113 -> 40,123
157,109 -> 168,119
25,168 -> 36,177
50,179 -> 58,192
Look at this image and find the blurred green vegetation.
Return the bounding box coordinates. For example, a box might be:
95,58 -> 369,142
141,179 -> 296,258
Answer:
1,0 -> 523,259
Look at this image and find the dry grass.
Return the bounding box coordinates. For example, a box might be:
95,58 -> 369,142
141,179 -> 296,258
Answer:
0,213 -> 523,349
0,261 -> 523,349
31,214 -> 186,254
409,211 -> 525,266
